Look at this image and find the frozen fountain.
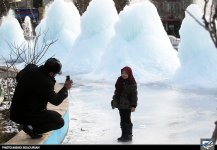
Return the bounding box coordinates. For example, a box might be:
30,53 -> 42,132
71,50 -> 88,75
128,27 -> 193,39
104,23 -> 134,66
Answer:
0,10 -> 25,63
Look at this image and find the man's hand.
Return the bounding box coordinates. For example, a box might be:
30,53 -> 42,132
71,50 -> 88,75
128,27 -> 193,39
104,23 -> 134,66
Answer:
64,80 -> 73,90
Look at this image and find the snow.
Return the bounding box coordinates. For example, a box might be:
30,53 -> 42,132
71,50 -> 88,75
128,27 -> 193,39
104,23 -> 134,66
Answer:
130,0 -> 149,4
0,101 -> 19,134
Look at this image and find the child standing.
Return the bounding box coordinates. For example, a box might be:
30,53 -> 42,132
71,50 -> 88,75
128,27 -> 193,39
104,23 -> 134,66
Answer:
111,66 -> 138,142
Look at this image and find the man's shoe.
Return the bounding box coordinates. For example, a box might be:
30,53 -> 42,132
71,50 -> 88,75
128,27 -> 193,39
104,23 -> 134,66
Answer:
22,125 -> 42,139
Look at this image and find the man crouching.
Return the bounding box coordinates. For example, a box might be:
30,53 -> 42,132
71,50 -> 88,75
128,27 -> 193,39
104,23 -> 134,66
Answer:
10,58 -> 72,139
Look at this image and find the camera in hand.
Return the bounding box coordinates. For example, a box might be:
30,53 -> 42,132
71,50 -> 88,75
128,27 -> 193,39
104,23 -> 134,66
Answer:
66,75 -> 70,81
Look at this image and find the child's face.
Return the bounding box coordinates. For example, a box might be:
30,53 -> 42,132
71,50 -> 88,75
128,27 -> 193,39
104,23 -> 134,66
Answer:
121,71 -> 129,79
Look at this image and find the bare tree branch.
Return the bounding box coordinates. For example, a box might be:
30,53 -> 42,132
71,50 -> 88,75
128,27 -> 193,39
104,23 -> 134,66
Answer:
186,9 -> 205,28
186,0 -> 217,48
6,31 -> 57,66
202,0 -> 217,48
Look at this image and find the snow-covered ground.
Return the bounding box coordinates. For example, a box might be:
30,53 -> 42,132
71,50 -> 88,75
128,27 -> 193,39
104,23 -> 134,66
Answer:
62,80 -> 217,144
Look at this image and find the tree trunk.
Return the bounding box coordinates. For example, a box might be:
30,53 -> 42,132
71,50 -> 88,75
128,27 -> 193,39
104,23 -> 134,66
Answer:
113,0 -> 130,13
0,0 -> 9,18
73,0 -> 91,16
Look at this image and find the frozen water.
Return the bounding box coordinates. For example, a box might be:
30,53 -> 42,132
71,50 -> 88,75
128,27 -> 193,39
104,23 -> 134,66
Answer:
89,1 -> 179,83
35,0 -> 80,65
63,81 -> 217,144
0,10 -> 25,63
0,0 -> 216,145
61,1 -> 217,145
23,16 -> 33,40
64,0 -> 118,75
171,4 -> 217,89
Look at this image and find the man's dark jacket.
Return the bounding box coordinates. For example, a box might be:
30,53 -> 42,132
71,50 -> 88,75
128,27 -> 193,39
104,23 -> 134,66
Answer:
10,64 -> 68,124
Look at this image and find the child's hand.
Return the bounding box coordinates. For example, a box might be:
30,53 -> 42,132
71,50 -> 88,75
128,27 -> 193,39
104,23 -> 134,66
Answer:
111,100 -> 118,109
131,107 -> 136,112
